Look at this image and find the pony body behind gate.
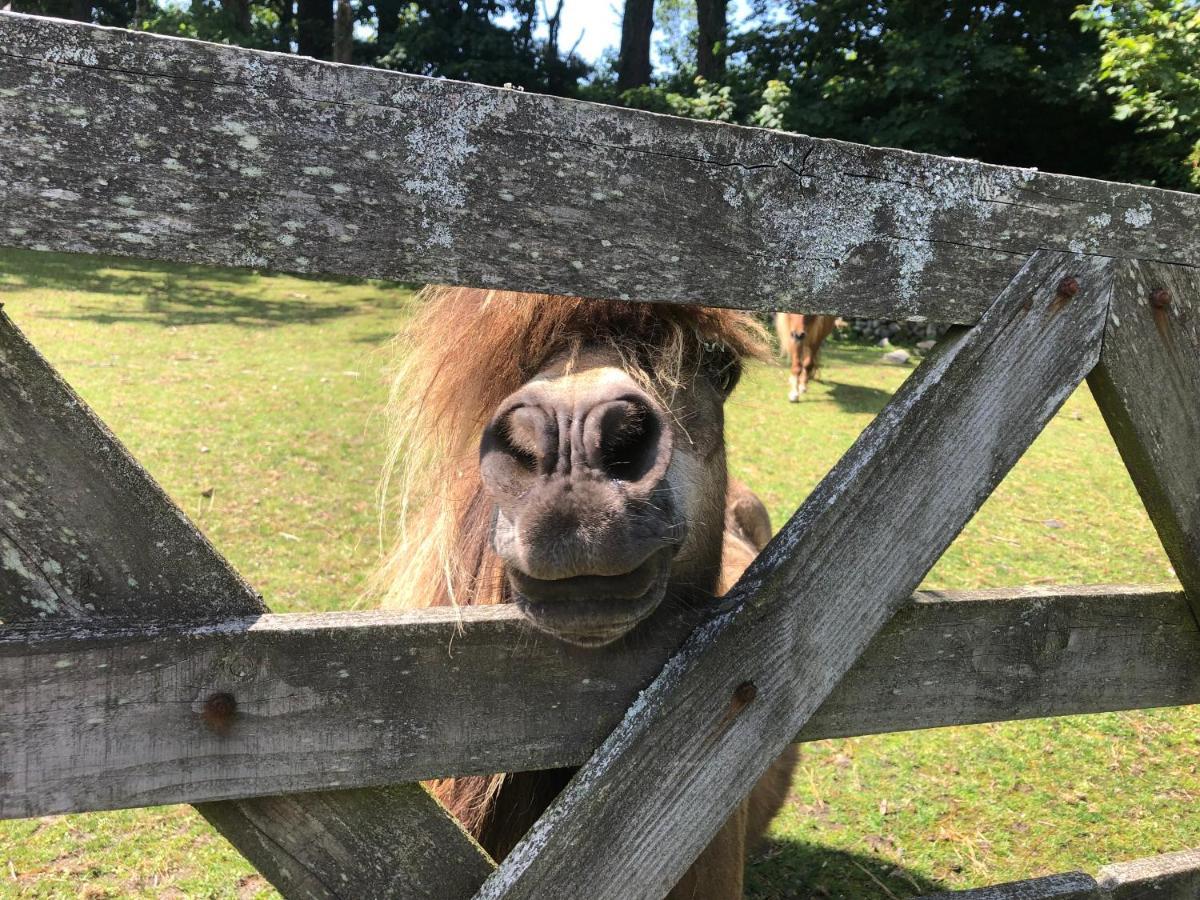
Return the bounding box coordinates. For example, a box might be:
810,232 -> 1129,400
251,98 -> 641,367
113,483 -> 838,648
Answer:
376,286 -> 797,898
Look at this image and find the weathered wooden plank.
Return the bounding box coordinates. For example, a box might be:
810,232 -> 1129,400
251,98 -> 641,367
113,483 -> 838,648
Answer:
3,15 -> 1198,322
0,311 -> 493,897
919,848 -> 1200,899
3,584 -> 1198,819
920,873 -> 1099,899
476,251 -> 1115,900
198,786 -> 492,900
1089,261 -> 1200,614
0,310 -> 262,623
1097,847 -> 1200,898
803,583 -> 1200,741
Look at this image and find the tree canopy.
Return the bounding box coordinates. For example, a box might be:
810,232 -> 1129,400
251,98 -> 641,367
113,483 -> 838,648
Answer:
1076,0 -> 1200,190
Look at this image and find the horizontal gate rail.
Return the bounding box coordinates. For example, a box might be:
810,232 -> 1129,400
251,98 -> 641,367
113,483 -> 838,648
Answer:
921,847 -> 1200,898
2,12 -> 1200,323
3,583 -> 1196,819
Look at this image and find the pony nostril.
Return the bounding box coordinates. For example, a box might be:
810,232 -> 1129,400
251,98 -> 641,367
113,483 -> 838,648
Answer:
587,399 -> 663,483
502,407 -> 550,473
481,405 -> 553,490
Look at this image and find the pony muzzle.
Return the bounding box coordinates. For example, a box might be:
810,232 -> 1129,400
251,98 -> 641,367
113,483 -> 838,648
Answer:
479,366 -> 686,644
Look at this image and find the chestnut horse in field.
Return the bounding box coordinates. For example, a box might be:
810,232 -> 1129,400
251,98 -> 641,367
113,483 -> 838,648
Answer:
377,286 -> 798,899
775,312 -> 837,401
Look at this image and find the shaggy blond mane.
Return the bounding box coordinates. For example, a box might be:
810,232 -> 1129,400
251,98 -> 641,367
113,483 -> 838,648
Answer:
370,285 -> 769,613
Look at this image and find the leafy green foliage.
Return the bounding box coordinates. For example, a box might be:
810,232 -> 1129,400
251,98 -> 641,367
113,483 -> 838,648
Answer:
374,0 -> 587,91
1075,0 -> 1200,189
730,0 -> 1159,181
749,78 -> 791,130
621,75 -> 737,121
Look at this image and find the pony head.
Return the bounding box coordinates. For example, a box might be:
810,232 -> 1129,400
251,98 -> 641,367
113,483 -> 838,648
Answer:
375,286 -> 768,646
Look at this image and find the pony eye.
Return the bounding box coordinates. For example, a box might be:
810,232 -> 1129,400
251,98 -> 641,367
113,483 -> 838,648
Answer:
701,342 -> 741,395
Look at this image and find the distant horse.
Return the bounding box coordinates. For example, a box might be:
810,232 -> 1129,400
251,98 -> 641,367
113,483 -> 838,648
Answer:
377,286 -> 798,899
775,312 -> 837,401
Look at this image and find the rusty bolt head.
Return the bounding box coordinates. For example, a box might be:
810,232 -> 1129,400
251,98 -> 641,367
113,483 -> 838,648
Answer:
1056,277 -> 1080,299
1150,288 -> 1171,309
733,681 -> 758,706
202,692 -> 237,734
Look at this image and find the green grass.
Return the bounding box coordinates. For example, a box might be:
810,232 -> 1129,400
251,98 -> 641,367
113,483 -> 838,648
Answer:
0,248 -> 1192,899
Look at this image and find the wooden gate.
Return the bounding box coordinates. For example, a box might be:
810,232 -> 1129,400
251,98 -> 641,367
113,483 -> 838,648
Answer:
2,13 -> 1199,898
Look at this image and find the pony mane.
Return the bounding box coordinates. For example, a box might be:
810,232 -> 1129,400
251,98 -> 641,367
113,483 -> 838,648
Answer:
370,285 -> 769,612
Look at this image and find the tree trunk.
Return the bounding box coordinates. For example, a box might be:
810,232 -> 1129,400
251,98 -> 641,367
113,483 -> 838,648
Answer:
277,0 -> 294,52
222,0 -> 253,38
543,0 -> 566,94
695,0 -> 726,81
333,0 -> 353,63
296,0 -> 333,59
373,0 -> 400,56
617,0 -> 655,92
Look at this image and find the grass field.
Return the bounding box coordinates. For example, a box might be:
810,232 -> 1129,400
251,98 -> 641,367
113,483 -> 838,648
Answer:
0,248 -> 1193,899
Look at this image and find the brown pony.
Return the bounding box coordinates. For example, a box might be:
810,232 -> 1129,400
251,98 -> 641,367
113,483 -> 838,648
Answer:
774,312 -> 836,401
375,286 -> 798,899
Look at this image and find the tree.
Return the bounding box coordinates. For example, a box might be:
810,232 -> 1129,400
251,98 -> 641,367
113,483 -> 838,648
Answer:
541,0 -> 584,95
334,0 -> 353,62
220,0 -> 252,40
11,0 -> 128,24
1076,0 -> 1200,190
376,1 -> 586,93
618,0 -> 655,91
695,0 -> 726,80
733,0 -> 1160,182
297,0 -> 333,58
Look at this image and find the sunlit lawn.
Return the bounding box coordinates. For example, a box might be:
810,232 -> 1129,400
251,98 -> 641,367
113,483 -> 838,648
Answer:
0,248 -> 1191,899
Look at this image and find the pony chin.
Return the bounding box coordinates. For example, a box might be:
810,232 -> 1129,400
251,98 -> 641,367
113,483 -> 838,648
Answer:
507,546 -> 675,646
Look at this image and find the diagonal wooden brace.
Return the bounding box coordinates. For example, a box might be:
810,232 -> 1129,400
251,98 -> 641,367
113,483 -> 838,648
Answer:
0,312 -> 494,898
1089,260 -> 1200,616
477,250 -> 1115,900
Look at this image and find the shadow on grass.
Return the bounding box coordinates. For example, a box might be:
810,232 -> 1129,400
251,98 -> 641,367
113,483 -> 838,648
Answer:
747,838 -> 945,899
0,248 -> 372,328
351,330 -> 398,345
822,379 -> 895,415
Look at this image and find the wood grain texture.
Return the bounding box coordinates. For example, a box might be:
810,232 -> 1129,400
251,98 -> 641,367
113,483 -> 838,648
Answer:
919,848 -> 1200,899
3,13 -> 1198,322
476,251 -> 1115,900
1097,847 -> 1200,898
1089,260 -> 1200,612
199,786 -> 493,900
920,873 -> 1099,899
0,311 -> 262,623
0,313 -> 492,896
3,584 -> 1197,819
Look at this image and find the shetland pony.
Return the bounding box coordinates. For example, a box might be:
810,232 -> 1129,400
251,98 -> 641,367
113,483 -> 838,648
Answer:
774,312 -> 836,401
376,287 -> 798,899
